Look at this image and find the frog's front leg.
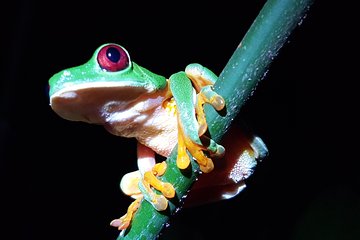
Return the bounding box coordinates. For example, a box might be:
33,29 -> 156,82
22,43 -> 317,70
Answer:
169,64 -> 225,173
110,143 -> 175,230
185,64 -> 225,136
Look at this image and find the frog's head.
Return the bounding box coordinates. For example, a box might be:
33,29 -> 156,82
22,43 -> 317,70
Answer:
49,43 -> 167,123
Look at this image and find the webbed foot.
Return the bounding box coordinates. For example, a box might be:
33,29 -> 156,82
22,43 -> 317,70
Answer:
139,161 -> 175,210
111,162 -> 176,231
110,197 -> 142,230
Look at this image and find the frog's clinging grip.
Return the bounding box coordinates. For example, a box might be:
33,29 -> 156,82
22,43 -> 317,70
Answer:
139,179 -> 168,211
143,162 -> 175,198
187,64 -> 225,136
138,161 -> 175,211
169,64 -> 225,173
110,197 -> 142,230
48,43 -> 228,232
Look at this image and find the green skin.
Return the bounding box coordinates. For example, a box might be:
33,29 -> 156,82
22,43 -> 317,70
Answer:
48,43 -> 223,209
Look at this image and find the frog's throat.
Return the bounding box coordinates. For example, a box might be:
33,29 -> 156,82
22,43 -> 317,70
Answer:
50,83 -> 164,124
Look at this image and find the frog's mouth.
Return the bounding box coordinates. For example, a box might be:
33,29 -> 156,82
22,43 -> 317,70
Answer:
50,82 -> 149,124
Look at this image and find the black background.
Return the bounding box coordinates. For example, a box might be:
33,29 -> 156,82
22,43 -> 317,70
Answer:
1,1 -> 358,240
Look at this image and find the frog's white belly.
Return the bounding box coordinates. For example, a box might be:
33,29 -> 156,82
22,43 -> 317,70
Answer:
136,107 -> 178,157
102,94 -> 178,157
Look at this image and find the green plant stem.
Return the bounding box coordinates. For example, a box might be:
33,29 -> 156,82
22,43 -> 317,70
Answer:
119,0 -> 313,239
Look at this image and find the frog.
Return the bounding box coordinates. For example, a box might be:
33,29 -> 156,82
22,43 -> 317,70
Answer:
48,43 -> 268,232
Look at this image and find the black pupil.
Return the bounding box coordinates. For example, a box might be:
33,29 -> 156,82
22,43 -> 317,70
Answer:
106,47 -> 121,63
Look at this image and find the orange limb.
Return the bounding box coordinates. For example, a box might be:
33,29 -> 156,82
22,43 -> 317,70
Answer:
110,197 -> 142,230
143,162 -> 175,199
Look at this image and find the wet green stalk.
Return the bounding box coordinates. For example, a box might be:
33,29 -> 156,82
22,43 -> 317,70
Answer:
119,0 -> 313,239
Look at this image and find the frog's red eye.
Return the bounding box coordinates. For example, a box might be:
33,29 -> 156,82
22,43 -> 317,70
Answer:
97,44 -> 130,71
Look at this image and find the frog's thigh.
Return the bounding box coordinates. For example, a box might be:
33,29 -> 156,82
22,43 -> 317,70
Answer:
184,123 -> 268,207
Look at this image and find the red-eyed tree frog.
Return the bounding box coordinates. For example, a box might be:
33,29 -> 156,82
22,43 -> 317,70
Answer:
48,43 -> 268,232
